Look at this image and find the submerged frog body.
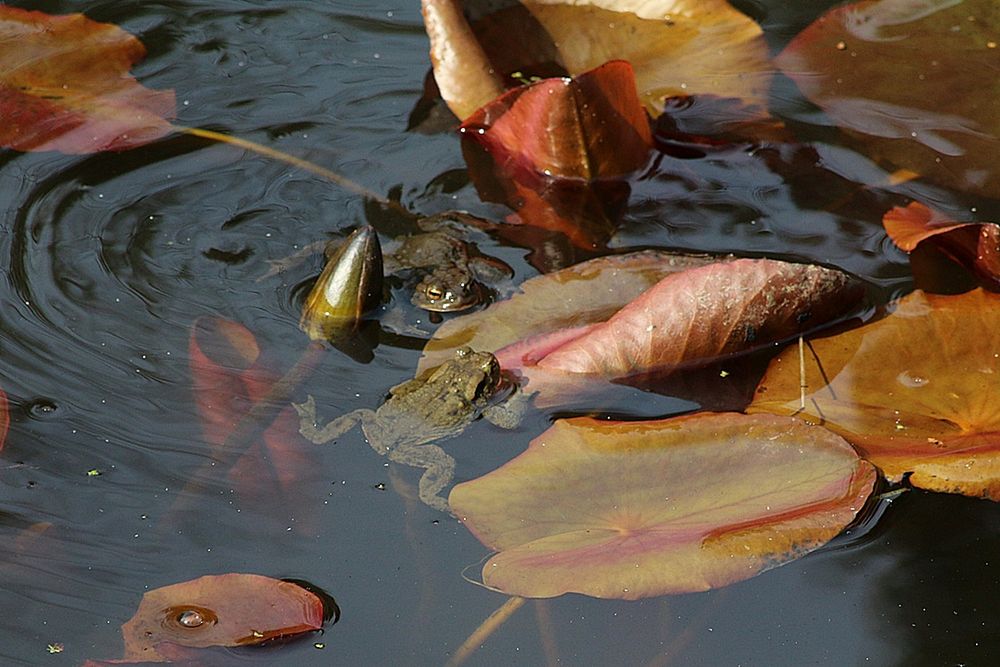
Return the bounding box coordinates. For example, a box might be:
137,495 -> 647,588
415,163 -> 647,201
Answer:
294,348 -> 521,512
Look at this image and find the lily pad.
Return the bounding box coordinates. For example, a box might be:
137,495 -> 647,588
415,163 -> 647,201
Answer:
419,250 -> 720,372
450,412 -> 875,599
0,6 -> 175,153
118,574 -> 324,662
459,60 -> 652,248
883,202 -> 1000,290
422,255 -> 863,410
777,0 -> 1000,198
749,289 -> 1000,499
423,0 -> 772,120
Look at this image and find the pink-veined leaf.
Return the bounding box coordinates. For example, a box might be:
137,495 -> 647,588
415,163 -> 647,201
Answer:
451,412 -> 875,599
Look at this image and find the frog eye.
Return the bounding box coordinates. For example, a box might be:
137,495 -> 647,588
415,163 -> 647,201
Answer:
425,285 -> 444,301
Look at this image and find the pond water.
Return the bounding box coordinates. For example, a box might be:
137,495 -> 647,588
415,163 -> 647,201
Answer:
1,0 -> 998,665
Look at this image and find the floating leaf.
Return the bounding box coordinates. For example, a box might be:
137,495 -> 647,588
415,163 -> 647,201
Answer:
522,258 -> 863,379
777,0 -> 1000,198
0,6 -> 175,153
883,202 -> 1000,290
460,60 -> 652,248
189,317 -> 310,494
114,574 -> 323,662
422,0 -> 772,120
749,289 -> 1000,499
451,412 -> 875,599
419,250 -> 720,372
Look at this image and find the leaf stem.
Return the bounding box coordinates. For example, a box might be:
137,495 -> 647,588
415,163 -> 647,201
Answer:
175,125 -> 410,216
446,596 -> 527,667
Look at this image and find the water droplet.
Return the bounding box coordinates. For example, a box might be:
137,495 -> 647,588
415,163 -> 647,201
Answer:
897,371 -> 929,388
177,609 -> 205,627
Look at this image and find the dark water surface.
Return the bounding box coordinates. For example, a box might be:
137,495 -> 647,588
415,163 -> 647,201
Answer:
1,1 -> 998,665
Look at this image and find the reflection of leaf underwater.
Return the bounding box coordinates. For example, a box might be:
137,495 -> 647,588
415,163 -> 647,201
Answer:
751,289 -> 1000,500
451,413 -> 875,599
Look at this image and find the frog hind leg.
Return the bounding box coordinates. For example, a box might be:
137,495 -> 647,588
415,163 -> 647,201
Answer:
294,395 -> 371,445
389,444 -> 455,513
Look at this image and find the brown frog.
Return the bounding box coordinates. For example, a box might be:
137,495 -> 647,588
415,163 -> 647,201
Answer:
384,230 -> 512,313
293,348 -> 521,513
262,213 -> 512,314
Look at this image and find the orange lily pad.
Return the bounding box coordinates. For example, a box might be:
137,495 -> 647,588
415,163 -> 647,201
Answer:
0,6 -> 175,153
422,0 -> 772,120
883,202 -> 1000,290
450,412 -> 874,599
749,289 -> 1000,499
115,574 -> 324,662
777,0 -> 1000,198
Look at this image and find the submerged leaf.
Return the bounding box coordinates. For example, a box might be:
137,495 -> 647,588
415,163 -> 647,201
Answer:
883,202 -> 1000,290
117,574 -> 323,662
189,317 -> 311,494
0,6 -> 175,153
451,412 -> 874,599
750,289 -> 1000,499
423,0 -> 772,120
777,0 -> 1000,198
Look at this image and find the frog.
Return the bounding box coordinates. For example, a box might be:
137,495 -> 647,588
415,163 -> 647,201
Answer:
260,212 -> 512,314
383,230 -> 512,313
293,348 -> 522,513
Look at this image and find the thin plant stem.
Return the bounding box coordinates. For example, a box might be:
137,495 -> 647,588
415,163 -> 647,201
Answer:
446,596 -> 527,667
176,125 -> 411,216
533,599 -> 560,667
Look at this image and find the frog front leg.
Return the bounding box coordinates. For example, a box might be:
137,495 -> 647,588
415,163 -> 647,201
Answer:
294,395 -> 372,445
389,443 -> 456,513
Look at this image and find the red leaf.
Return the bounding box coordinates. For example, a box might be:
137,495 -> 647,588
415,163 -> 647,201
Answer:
883,202 -> 1000,290
0,7 -> 175,153
505,258 -> 864,380
189,317 -> 311,494
113,574 -> 323,663
460,60 -> 652,248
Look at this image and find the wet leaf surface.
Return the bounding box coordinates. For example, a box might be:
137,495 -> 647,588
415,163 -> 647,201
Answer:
460,60 -> 652,248
750,289 -> 1000,499
883,202 -> 1000,290
112,573 -> 323,662
419,250 -> 720,372
777,0 -> 1000,198
423,255 -> 864,408
0,6 -> 175,152
450,412 -> 875,599
423,0 -> 772,120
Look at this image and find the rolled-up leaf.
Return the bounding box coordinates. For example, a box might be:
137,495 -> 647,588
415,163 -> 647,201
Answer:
300,226 -> 383,342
